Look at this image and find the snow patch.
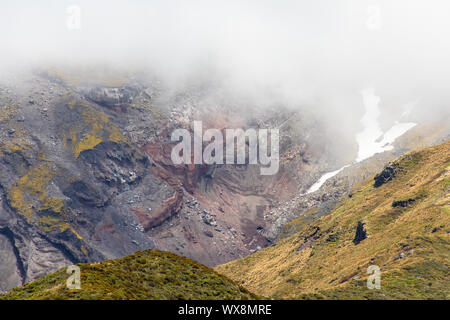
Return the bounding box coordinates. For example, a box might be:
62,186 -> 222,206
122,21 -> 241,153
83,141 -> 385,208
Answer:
305,87 -> 416,194
355,87 -> 417,162
306,165 -> 350,193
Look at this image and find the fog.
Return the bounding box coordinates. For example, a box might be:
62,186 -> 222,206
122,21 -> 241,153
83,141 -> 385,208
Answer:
1,0 -> 449,131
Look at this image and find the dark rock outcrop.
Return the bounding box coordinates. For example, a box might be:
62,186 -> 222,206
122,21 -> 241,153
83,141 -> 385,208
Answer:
353,221 -> 367,245
85,85 -> 140,108
392,199 -> 415,207
297,226 -> 320,251
374,163 -> 399,187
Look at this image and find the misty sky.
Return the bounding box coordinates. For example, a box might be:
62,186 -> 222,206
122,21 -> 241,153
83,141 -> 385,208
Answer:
1,0 -> 449,126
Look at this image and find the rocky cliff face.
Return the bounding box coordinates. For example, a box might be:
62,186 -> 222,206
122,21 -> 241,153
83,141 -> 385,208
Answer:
0,69 -> 341,292
0,68 -> 448,293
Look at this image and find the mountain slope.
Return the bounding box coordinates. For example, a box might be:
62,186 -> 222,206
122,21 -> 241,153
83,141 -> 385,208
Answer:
216,140 -> 450,299
0,69 -> 359,292
0,249 -> 257,300
1,69 -> 448,294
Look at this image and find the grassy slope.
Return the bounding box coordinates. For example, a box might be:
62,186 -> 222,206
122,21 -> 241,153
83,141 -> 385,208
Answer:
216,140 -> 450,299
1,249 -> 257,300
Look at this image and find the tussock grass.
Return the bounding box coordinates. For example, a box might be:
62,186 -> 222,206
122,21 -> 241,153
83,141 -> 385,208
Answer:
1,249 -> 258,300
216,140 -> 450,299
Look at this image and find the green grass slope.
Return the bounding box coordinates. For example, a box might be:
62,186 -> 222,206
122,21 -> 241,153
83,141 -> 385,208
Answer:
1,249 -> 258,300
216,140 -> 450,299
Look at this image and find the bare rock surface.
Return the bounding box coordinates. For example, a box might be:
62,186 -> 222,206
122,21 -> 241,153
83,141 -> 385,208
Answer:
0,69 -> 448,292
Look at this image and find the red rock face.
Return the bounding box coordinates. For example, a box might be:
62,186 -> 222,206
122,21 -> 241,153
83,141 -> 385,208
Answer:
134,119 -> 310,266
130,190 -> 182,231
135,137 -> 210,232
142,140 -> 208,194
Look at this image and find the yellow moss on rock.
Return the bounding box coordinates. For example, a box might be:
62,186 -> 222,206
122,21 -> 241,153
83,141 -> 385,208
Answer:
38,216 -> 83,240
39,197 -> 64,214
0,138 -> 32,156
7,162 -> 62,222
7,158 -> 85,244
0,105 -> 17,122
37,215 -> 67,232
72,131 -> 103,158
62,99 -> 127,158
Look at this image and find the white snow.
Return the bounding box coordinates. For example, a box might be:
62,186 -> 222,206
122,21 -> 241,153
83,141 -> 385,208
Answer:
305,87 -> 416,194
306,165 -> 350,193
355,87 -> 417,162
